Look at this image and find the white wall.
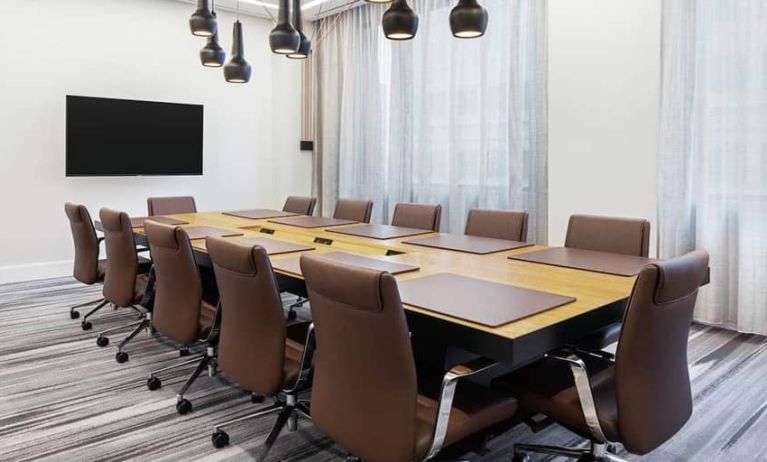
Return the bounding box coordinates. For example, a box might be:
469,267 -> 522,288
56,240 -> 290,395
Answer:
547,0 -> 661,255
0,0 -> 312,283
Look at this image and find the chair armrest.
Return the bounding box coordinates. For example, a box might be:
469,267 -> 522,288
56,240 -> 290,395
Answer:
563,344 -> 615,362
545,350 -> 608,443
204,301 -> 223,345
284,323 -> 316,394
423,357 -> 500,461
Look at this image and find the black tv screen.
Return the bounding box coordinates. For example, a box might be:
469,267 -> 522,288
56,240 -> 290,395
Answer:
66,95 -> 203,176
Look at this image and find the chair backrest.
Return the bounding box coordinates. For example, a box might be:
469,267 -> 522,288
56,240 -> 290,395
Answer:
565,214 -> 650,257
99,208 -> 139,307
206,236 -> 287,396
464,208 -> 529,241
301,253 -> 418,462
391,202 -> 442,231
333,198 -> 374,223
282,196 -> 317,216
146,196 -> 197,216
64,202 -> 101,285
144,220 -> 203,345
615,249 -> 709,454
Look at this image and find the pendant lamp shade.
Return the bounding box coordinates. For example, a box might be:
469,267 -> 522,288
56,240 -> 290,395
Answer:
287,0 -> 311,59
200,32 -> 226,67
200,10 -> 225,67
449,0 -> 488,38
270,0 -> 300,54
224,21 -> 251,83
382,0 -> 418,40
189,0 -> 217,37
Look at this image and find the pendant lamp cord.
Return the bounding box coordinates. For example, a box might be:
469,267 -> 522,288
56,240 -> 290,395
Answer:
236,0 -> 240,20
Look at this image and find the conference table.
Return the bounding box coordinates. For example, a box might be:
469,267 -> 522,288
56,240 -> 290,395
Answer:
115,210 -> 645,370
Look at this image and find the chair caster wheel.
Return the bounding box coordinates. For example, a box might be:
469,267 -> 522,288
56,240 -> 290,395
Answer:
512,453 -> 531,462
115,351 -> 129,363
179,348 -> 191,357
81,321 -> 92,331
251,393 -> 265,404
176,398 -> 192,415
287,310 -> 297,321
147,377 -> 162,391
70,310 -> 80,319
211,430 -> 230,448
96,336 -> 109,347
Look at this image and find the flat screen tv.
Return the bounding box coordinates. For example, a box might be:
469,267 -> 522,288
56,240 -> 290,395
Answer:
66,95 -> 203,176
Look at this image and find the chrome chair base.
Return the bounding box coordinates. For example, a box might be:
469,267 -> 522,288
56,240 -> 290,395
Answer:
69,297 -> 106,320
147,345 -> 218,415
78,299 -> 110,330
95,308 -> 151,362
210,391 -> 311,461
513,442 -> 627,462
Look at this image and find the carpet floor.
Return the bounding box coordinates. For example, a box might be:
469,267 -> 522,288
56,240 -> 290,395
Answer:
1,277 -> 766,461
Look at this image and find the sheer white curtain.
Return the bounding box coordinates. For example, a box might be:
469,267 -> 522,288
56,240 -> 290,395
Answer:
313,0 -> 548,241
659,0 -> 767,333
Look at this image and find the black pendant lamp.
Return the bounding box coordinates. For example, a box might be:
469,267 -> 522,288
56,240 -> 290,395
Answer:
382,0 -> 418,41
224,20 -> 252,83
200,8 -> 225,67
189,0 -> 217,37
270,0 -> 300,54
449,0 -> 488,38
287,0 -> 311,59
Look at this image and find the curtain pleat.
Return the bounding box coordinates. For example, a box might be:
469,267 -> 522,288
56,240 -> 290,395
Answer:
659,0 -> 767,334
314,0 -> 548,241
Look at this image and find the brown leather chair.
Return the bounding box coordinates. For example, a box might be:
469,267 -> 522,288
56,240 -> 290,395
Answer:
391,202 -> 442,231
147,196 -> 197,216
282,196 -> 317,216
205,237 -> 313,455
142,220 -> 218,415
464,208 -> 528,241
565,214 -> 650,257
94,208 -> 152,346
300,253 -> 518,462
333,198 -> 374,223
509,250 -> 709,462
566,214 -> 651,350
64,202 -> 108,321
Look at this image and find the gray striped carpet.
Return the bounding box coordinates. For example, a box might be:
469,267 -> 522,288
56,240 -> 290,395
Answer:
1,277 -> 766,461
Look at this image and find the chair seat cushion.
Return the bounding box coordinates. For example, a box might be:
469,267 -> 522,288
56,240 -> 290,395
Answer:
133,274 -> 149,304
413,378 -> 518,459
198,301 -> 218,339
282,338 -> 305,388
96,260 -> 108,281
504,358 -> 620,443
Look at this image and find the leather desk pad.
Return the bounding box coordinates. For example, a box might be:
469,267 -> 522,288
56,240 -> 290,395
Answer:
223,209 -> 299,220
328,224 -> 434,240
403,234 -> 533,255
509,247 -> 655,276
268,216 -> 357,228
272,251 -> 420,276
236,237 -> 315,255
183,226 -> 244,240
131,216 -> 188,228
397,273 -> 576,327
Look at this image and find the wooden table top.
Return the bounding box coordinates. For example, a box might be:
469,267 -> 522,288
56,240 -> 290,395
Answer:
131,211 -> 637,342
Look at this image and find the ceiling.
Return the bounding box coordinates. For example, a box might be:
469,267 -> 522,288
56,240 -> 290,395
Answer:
174,0 -> 365,21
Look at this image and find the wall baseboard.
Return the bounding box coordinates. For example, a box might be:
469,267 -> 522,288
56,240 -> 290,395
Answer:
0,260 -> 73,284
